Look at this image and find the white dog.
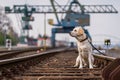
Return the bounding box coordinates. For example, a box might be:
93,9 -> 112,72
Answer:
69,27 -> 94,68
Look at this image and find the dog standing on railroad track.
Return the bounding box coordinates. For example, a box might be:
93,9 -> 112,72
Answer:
69,27 -> 94,68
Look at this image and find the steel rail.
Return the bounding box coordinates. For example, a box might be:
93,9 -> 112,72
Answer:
0,48 -> 115,66
0,47 -> 42,60
0,48 -> 68,65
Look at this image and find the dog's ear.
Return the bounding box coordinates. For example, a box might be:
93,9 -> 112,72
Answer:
78,28 -> 84,35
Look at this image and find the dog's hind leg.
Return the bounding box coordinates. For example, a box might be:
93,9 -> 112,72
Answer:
74,56 -> 80,67
82,58 -> 87,68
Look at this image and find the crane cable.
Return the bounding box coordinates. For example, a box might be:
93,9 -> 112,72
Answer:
50,0 -> 72,25
61,0 -> 71,19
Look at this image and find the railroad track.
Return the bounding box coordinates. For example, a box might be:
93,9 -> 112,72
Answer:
21,68 -> 102,80
0,47 -> 45,60
0,47 -> 116,80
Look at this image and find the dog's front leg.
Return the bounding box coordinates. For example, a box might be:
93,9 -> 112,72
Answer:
79,54 -> 83,69
88,53 -> 93,68
74,56 -> 80,67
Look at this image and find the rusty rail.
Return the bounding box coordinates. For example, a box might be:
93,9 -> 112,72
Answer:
93,53 -> 115,68
102,58 -> 120,80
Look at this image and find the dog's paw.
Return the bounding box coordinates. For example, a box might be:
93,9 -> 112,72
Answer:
73,65 -> 78,68
89,65 -> 93,69
79,65 -> 83,69
83,64 -> 87,68
79,66 -> 83,69
93,65 -> 97,68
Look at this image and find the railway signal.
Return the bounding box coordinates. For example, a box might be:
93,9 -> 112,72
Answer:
6,39 -> 12,50
104,39 -> 111,46
104,39 -> 111,54
22,16 -> 34,21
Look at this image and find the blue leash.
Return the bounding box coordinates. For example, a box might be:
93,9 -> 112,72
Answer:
88,40 -> 106,56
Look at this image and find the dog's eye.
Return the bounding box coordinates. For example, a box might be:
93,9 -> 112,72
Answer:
74,30 -> 77,32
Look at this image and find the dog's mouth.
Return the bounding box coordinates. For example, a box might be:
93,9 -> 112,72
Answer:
69,32 -> 83,37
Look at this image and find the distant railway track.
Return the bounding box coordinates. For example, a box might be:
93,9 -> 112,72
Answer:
0,47 -> 47,60
0,47 -> 116,80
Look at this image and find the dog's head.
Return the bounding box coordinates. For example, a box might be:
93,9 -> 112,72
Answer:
69,27 -> 85,37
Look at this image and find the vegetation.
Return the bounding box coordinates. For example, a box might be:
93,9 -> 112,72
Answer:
0,32 -> 19,46
0,32 -> 5,45
0,6 -> 19,46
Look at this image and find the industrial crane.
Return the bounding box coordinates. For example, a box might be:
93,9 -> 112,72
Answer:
5,0 -> 118,47
50,0 -> 118,47
5,4 -> 34,43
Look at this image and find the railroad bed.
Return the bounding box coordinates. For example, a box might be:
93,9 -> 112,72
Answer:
0,48 -> 116,80
14,49 -> 102,80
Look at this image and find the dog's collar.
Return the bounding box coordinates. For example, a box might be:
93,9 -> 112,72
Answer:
76,36 -> 88,42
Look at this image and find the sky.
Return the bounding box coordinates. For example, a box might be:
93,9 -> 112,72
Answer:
0,0 -> 120,45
